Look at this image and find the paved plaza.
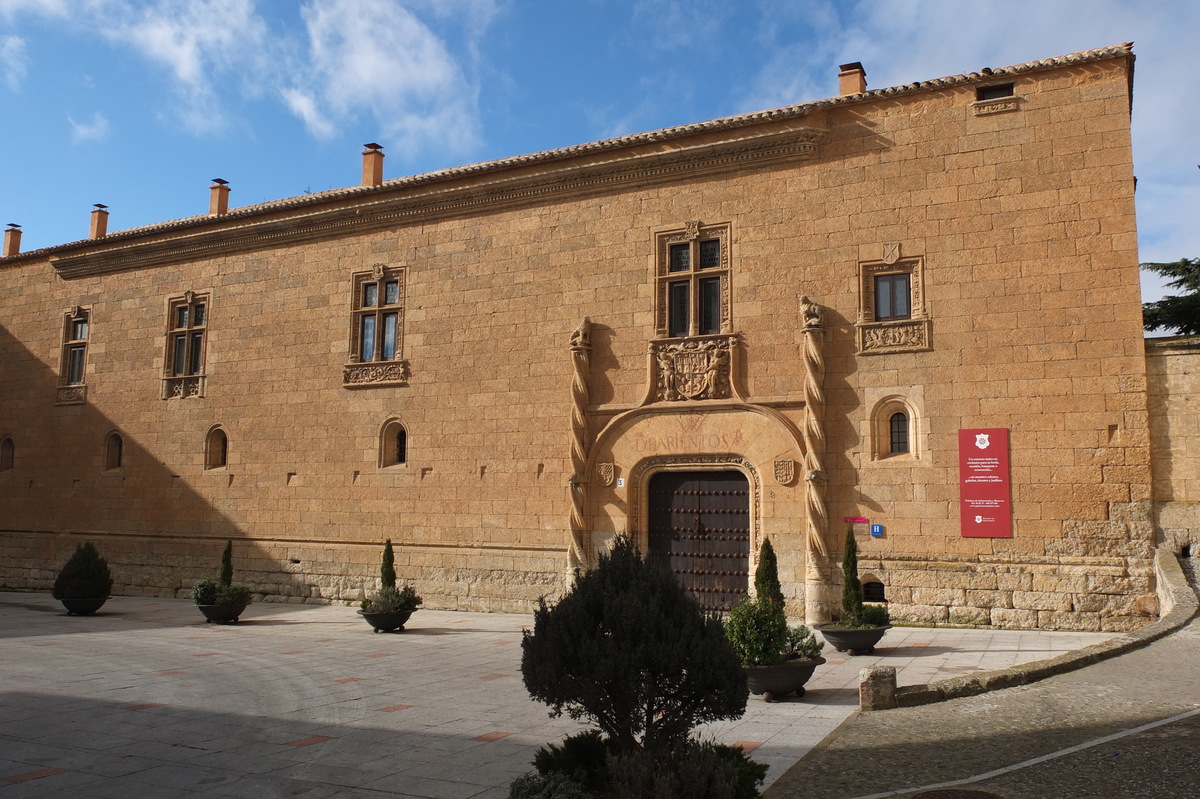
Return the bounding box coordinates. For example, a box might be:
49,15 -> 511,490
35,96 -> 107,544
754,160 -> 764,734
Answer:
0,592 -> 1115,798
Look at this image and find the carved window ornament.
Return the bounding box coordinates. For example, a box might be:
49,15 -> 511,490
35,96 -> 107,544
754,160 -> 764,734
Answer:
345,265 -> 410,388
162,291 -> 208,399
856,245 -> 932,355
654,221 -> 732,339
56,306 -> 90,405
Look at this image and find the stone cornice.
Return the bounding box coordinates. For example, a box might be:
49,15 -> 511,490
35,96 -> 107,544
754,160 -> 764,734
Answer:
50,126 -> 827,278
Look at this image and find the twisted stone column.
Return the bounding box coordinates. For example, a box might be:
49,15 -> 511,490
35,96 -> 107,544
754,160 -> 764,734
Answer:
567,318 -> 592,576
800,296 -> 832,623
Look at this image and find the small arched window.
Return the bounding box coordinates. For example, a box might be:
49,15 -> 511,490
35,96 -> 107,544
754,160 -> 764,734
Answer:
863,581 -> 887,603
0,437 -> 13,471
381,420 -> 407,467
104,431 -> 123,470
889,412 -> 909,454
206,427 -> 228,469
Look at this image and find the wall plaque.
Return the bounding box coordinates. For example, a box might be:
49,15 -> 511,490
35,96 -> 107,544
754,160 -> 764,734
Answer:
958,428 -> 1012,538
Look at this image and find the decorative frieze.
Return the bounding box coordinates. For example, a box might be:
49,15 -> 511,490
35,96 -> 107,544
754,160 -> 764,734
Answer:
55,385 -> 87,405
857,319 -> 933,354
162,376 -> 204,399
342,361 -> 411,387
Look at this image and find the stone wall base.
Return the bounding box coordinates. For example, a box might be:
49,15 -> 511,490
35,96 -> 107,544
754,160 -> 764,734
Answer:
852,553 -> 1157,632
0,531 -> 566,614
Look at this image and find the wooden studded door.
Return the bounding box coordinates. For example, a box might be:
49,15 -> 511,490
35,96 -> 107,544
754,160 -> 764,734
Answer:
647,470 -> 750,612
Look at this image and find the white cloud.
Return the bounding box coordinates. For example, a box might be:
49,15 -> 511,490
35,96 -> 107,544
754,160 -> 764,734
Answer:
1,34 -> 26,90
68,110 -> 108,143
284,0 -> 486,157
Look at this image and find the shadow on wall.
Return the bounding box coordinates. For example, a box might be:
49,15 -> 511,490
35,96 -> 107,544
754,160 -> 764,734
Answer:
0,322 -> 312,601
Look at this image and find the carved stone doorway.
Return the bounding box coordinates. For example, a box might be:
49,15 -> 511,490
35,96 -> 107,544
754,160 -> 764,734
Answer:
647,470 -> 750,612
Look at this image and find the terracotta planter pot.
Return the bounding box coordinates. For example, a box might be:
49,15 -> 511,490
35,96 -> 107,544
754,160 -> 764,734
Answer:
743,656 -> 826,702
358,609 -> 415,632
59,597 -> 108,616
814,624 -> 891,655
197,602 -> 249,624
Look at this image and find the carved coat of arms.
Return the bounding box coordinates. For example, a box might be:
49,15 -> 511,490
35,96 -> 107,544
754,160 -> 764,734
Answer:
653,337 -> 735,401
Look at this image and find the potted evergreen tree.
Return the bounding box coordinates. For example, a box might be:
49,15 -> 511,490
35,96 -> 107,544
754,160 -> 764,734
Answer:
815,525 -> 891,655
52,542 -> 114,615
725,538 -> 825,702
193,540 -> 252,624
359,539 -> 422,632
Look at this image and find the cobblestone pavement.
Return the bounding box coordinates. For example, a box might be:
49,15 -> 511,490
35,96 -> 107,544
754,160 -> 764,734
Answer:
765,612 -> 1200,798
0,592 -> 1115,798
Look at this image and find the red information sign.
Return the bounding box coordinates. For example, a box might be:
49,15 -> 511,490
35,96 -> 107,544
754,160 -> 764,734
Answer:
958,428 -> 1012,538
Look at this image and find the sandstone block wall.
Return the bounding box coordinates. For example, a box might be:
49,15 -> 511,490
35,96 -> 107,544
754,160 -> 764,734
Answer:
0,47 -> 1159,629
1147,336 -> 1200,557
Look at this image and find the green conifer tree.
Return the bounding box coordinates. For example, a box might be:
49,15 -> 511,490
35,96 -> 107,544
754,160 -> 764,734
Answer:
1143,258 -> 1200,336
381,539 -> 396,589
840,525 -> 863,626
219,540 -> 233,587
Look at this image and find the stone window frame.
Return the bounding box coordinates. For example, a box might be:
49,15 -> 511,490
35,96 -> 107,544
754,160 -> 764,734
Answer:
856,254 -> 931,355
653,221 -> 733,339
379,418 -> 408,468
972,81 -> 1022,117
56,306 -> 90,405
104,430 -> 124,471
0,436 -> 13,471
205,426 -> 229,470
343,263 -> 411,388
162,290 -> 209,399
869,395 -> 920,463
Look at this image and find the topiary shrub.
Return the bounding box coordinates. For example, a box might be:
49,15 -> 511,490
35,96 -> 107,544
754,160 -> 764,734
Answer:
835,525 -> 889,629
219,539 -> 233,587
51,542 -> 113,599
194,540 -> 252,607
361,585 -> 421,613
753,538 -> 785,609
605,741 -> 768,799
725,596 -> 788,666
520,535 -> 749,761
380,538 -> 396,589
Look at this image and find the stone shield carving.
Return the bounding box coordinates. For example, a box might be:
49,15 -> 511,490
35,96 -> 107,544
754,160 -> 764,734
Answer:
598,463 -> 614,486
652,335 -> 736,401
774,459 -> 795,485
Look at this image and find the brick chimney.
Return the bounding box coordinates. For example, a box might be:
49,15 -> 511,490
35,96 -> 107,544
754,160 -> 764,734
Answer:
838,62 -> 867,96
209,178 -> 230,216
89,204 -> 109,239
362,143 -> 384,187
2,224 -> 20,257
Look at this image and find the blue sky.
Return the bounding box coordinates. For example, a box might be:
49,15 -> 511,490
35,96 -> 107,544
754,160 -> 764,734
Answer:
1,0 -> 1197,307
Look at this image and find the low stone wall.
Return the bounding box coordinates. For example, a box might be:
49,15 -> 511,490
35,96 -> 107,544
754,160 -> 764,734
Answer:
859,548 -> 1199,711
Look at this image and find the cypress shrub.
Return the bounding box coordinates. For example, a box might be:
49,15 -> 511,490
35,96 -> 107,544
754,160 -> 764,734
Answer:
381,539 -> 396,589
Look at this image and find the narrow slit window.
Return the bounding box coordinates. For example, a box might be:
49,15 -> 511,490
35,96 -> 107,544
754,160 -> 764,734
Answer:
381,420 -> 408,467
1,437 -> 13,471
889,412 -> 909,454
105,432 -> 123,470
206,428 -> 228,469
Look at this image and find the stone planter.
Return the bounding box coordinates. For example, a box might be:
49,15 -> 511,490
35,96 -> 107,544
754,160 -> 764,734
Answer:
743,656 -> 826,702
197,602 -> 249,624
59,597 -> 109,616
814,624 -> 891,656
359,609 -> 415,633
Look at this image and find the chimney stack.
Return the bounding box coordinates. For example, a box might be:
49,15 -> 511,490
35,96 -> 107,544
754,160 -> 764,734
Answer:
209,178 -> 230,216
838,62 -> 867,96
362,143 -> 384,187
89,204 -> 109,239
2,224 -> 20,257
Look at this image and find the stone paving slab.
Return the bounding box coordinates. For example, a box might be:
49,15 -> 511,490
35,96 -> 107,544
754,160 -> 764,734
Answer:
0,593 -> 1113,798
